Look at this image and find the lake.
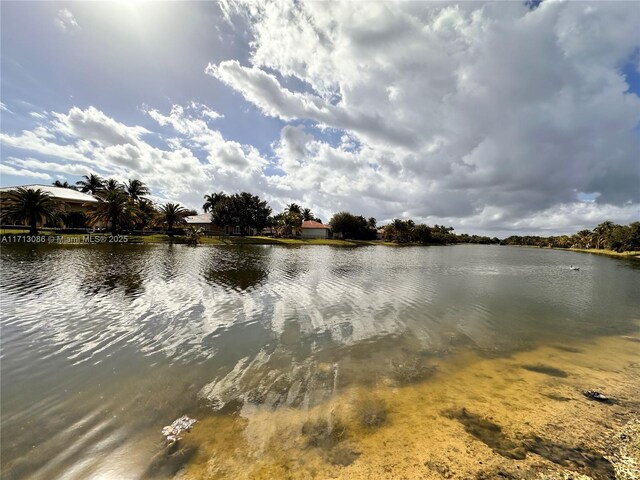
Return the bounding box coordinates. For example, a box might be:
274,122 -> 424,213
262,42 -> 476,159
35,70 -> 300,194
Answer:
1,244 -> 639,479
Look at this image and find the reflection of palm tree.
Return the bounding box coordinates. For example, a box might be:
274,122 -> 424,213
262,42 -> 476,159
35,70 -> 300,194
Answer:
1,187 -> 61,234
125,179 -> 149,200
76,174 -> 105,194
86,190 -> 137,235
156,203 -> 189,236
203,250 -> 269,291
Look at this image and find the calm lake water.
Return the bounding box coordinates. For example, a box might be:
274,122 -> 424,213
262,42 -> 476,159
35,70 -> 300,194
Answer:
1,244 -> 639,479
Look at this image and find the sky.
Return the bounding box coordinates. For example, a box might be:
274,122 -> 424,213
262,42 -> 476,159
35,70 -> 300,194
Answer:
1,0 -> 639,237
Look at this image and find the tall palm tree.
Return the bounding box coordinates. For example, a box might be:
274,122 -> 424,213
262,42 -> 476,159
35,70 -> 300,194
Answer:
125,179 -> 149,200
286,203 -> 302,215
52,180 -> 76,190
135,198 -> 157,231
301,208 -> 314,221
86,190 -> 137,235
1,187 -> 61,234
156,202 -> 189,236
573,229 -> 593,249
76,174 -> 105,194
593,221 -> 615,250
203,192 -> 224,213
103,179 -> 125,193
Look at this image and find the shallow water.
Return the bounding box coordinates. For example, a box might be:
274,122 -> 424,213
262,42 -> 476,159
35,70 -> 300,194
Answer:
1,244 -> 639,479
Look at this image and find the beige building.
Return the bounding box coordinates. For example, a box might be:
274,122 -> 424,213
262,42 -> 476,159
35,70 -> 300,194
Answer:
0,184 -> 98,228
301,220 -> 331,239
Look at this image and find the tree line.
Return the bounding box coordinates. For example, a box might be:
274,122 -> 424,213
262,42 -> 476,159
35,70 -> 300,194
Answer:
501,221 -> 640,253
2,175 -> 637,250
1,174 -> 197,235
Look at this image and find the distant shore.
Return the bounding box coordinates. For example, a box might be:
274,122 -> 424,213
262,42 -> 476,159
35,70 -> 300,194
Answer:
0,230 -> 392,247
510,244 -> 640,259
2,230 -> 639,257
565,247 -> 640,259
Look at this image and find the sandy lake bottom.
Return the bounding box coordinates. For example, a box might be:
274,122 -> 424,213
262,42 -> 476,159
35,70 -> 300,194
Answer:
167,332 -> 640,480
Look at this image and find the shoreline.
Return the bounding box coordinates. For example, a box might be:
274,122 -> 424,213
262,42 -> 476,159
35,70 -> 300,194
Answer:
507,244 -> 640,260
2,231 -> 638,257
0,230 -> 451,247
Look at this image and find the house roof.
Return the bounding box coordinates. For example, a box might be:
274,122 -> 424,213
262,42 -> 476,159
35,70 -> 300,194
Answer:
0,184 -> 98,203
185,213 -> 213,224
302,220 -> 330,229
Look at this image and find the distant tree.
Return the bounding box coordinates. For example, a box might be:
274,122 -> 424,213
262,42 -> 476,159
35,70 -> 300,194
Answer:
210,192 -> 271,235
500,220 -> 639,252
76,174 -> 105,194
156,203 -> 189,236
125,179 -> 149,200
273,210 -> 303,237
572,230 -> 593,249
329,211 -> 376,240
413,224 -> 433,244
1,187 -> 61,234
86,190 -> 137,235
367,217 -> 377,230
387,218 -> 411,243
184,208 -> 198,217
52,180 -> 76,190
203,192 -> 225,213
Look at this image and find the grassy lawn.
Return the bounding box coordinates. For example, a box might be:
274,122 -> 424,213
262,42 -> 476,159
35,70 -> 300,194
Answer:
0,230 -> 389,247
566,248 -> 640,259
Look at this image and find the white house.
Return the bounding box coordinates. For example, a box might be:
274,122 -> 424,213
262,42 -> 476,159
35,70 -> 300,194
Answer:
184,213 -> 224,234
301,220 -> 331,239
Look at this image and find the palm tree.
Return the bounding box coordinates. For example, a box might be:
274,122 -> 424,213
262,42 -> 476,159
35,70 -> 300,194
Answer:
593,221 -> 615,250
286,203 -> 302,215
86,190 -> 137,235
156,202 -> 189,236
76,174 -> 105,194
52,180 -> 76,190
185,225 -> 204,245
573,230 -> 593,249
103,179 -> 125,193
301,208 -> 314,221
136,198 -> 157,231
125,179 -> 149,200
203,192 -> 224,213
1,187 -> 61,234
